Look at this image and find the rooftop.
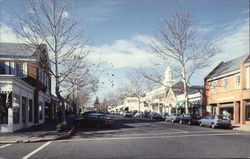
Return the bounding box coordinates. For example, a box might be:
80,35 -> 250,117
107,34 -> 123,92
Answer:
0,42 -> 37,58
208,54 -> 248,79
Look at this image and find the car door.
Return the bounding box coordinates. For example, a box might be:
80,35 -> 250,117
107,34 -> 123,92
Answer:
208,115 -> 215,126
203,115 -> 210,125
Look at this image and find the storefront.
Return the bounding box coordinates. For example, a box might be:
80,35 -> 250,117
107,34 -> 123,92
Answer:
219,103 -> 234,120
0,75 -> 35,132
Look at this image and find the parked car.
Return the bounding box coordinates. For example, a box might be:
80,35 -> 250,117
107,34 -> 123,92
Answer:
199,114 -> 231,129
74,113 -> 114,128
134,112 -> 144,118
165,114 -> 172,121
179,114 -> 202,125
167,113 -> 183,123
143,112 -> 151,118
151,113 -> 165,121
123,111 -> 133,118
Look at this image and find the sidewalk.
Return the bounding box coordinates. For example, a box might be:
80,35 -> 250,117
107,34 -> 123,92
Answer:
0,114 -> 75,144
233,124 -> 250,132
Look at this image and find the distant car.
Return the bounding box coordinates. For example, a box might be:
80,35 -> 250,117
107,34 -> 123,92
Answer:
134,112 -> 144,118
151,113 -> 165,121
165,115 -> 172,121
74,113 -> 114,128
167,113 -> 183,123
179,114 -> 202,125
120,112 -> 124,115
123,111 -> 133,118
199,114 -> 231,129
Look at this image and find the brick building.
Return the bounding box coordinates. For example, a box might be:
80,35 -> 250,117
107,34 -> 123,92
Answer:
204,54 -> 250,125
0,42 -> 58,132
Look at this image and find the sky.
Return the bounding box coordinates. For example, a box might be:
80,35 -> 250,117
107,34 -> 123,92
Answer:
0,0 -> 249,103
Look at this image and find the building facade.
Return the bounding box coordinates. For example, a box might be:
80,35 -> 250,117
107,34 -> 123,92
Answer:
0,42 -> 57,132
204,54 -> 250,125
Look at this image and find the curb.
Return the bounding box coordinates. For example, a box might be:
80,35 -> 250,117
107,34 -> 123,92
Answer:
233,128 -> 250,133
0,127 -> 76,144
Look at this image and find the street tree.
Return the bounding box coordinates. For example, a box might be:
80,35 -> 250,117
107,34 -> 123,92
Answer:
150,12 -> 219,113
14,0 -> 105,122
125,69 -> 153,112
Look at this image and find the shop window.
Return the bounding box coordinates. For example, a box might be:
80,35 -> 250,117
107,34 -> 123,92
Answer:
29,99 -> 33,122
246,104 -> 250,121
39,101 -> 43,120
13,95 -> 20,124
221,108 -> 234,120
235,75 -> 240,89
0,62 -> 6,74
22,97 -> 27,124
0,94 -> 8,124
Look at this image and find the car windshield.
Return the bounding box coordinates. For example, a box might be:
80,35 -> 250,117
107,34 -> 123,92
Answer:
191,114 -> 201,118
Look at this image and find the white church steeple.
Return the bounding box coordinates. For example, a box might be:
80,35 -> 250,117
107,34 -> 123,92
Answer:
162,66 -> 174,88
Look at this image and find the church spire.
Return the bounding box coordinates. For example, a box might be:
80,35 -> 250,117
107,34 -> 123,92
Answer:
162,66 -> 174,88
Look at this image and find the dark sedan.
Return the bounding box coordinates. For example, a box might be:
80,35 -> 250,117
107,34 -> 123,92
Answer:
179,114 -> 202,125
74,113 -> 114,128
151,113 -> 165,121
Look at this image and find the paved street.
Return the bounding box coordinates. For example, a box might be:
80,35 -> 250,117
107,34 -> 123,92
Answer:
1,115 -> 250,159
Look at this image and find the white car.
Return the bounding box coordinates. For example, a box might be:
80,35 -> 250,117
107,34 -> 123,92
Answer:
199,114 -> 231,129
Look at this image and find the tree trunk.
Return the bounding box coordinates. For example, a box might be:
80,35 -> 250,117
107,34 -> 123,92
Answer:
182,67 -> 189,114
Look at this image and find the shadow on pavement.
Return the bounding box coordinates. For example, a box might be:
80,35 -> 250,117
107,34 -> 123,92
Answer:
74,117 -> 163,138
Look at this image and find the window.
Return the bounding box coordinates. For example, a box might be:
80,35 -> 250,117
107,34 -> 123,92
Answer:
29,99 -> 33,122
0,62 -> 6,74
205,115 -> 210,119
22,97 -> 27,124
15,63 -> 24,77
221,108 -> 234,120
211,81 -> 217,93
222,78 -> 228,90
13,95 -> 20,124
210,115 -> 215,119
39,101 -> 43,120
0,94 -> 8,124
246,104 -> 250,121
235,75 -> 240,89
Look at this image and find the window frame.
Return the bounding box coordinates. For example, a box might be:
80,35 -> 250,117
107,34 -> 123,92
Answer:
235,74 -> 240,89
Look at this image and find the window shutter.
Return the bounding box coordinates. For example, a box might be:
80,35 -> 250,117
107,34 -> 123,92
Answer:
5,62 -> 9,74
10,62 -> 15,75
23,62 -> 28,78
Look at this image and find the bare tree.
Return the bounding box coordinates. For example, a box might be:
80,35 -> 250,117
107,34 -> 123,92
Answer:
151,12 -> 219,114
125,69 -> 153,112
14,0 -> 105,122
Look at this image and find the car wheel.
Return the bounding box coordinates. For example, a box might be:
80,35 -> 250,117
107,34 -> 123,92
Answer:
179,120 -> 182,124
199,122 -> 203,127
211,123 -> 216,129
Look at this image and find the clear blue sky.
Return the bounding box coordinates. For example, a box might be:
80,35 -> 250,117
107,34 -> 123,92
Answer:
0,0 -> 249,102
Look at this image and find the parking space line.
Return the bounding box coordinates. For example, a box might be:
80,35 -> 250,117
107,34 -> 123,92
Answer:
0,144 -> 11,149
22,141 -> 52,159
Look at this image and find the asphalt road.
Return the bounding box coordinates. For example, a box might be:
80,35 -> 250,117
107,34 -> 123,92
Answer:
1,115 -> 250,159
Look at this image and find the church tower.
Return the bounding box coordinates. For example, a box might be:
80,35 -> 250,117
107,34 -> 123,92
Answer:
162,66 -> 174,88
